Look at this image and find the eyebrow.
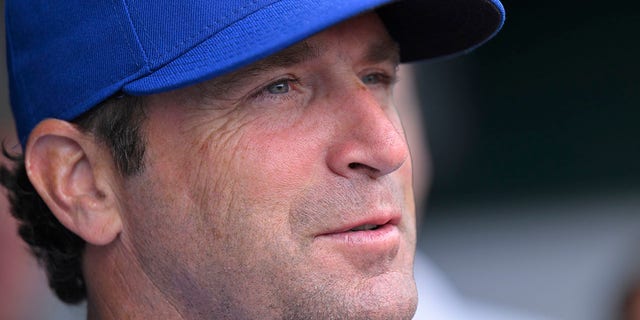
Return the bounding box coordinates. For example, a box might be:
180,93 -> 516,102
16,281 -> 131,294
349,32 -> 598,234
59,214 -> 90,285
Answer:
199,37 -> 400,99
256,36 -> 399,69
197,41 -> 319,99
365,38 -> 400,67
251,40 -> 321,71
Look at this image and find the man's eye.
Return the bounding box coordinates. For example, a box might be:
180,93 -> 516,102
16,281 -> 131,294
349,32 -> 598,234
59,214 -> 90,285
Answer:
266,79 -> 292,94
361,73 -> 392,86
249,77 -> 301,102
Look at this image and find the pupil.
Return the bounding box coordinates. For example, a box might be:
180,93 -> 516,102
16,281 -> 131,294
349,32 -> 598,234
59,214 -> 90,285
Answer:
269,82 -> 289,94
363,74 -> 376,84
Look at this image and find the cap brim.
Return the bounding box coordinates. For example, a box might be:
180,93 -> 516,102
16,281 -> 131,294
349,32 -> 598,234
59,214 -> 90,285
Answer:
124,0 -> 504,95
379,0 -> 505,62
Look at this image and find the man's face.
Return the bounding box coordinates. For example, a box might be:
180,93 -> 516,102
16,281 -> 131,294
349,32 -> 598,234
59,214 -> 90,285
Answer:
119,13 -> 417,319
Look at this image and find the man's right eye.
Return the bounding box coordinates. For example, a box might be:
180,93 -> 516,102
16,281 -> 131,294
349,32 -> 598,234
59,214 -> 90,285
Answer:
264,78 -> 298,94
266,78 -> 296,94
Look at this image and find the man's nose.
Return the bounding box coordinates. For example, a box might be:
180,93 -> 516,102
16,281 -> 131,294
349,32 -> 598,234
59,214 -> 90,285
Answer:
325,82 -> 409,180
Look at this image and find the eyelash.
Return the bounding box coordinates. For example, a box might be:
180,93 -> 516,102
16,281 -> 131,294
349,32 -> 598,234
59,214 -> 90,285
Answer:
251,77 -> 300,99
361,72 -> 396,87
248,70 -> 396,103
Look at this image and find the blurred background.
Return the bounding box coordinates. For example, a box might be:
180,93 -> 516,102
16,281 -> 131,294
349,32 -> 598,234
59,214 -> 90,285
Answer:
413,1 -> 640,319
1,0 -> 639,319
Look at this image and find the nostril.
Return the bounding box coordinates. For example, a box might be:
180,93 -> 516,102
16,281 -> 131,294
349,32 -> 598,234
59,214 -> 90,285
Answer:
348,162 -> 366,170
348,162 -> 379,174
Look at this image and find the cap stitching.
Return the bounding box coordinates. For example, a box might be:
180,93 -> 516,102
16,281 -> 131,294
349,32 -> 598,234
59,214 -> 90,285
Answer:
148,0 -> 270,64
59,1 -> 144,113
120,0 -> 149,69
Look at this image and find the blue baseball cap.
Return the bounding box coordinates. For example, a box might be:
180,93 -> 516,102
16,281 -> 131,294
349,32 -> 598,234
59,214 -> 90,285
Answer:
6,0 -> 505,147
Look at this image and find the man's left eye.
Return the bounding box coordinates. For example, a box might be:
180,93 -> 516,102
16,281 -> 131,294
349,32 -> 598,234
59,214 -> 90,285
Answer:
361,73 -> 391,86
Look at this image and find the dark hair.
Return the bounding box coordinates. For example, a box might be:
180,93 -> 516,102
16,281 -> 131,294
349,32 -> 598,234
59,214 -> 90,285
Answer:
0,95 -> 146,304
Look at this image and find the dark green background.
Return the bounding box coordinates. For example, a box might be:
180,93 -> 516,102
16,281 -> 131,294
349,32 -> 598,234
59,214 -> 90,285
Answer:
416,0 -> 640,209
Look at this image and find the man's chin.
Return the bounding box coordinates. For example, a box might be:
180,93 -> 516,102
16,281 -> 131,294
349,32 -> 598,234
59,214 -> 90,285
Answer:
353,271 -> 418,319
283,270 -> 417,320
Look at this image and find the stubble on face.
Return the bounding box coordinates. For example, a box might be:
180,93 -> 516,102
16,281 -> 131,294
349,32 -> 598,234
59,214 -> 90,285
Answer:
116,12 -> 417,320
277,181 -> 417,320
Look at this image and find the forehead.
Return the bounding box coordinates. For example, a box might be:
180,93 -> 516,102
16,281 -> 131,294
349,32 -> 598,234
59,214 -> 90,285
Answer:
188,13 -> 399,97
178,13 -> 400,98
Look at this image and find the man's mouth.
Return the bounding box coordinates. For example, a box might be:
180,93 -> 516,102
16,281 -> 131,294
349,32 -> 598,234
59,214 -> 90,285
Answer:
313,217 -> 402,263
349,224 -> 381,232
314,211 -> 402,249
318,212 -> 401,236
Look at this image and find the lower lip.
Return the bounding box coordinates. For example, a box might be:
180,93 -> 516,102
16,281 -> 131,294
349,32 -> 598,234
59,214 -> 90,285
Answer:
316,223 -> 401,251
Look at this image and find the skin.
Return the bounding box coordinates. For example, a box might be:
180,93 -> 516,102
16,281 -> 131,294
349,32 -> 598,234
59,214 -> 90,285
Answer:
27,12 -> 417,320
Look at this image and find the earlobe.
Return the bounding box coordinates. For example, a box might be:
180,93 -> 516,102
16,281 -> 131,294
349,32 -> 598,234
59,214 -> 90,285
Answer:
25,119 -> 122,246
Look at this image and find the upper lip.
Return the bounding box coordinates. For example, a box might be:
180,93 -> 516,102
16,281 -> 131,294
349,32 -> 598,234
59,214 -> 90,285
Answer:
316,210 -> 401,236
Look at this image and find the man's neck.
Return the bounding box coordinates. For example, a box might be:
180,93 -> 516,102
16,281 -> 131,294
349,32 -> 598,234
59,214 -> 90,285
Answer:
83,242 -> 185,320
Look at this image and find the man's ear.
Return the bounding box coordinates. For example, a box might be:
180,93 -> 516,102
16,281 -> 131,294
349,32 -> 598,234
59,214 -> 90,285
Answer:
25,119 -> 123,245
